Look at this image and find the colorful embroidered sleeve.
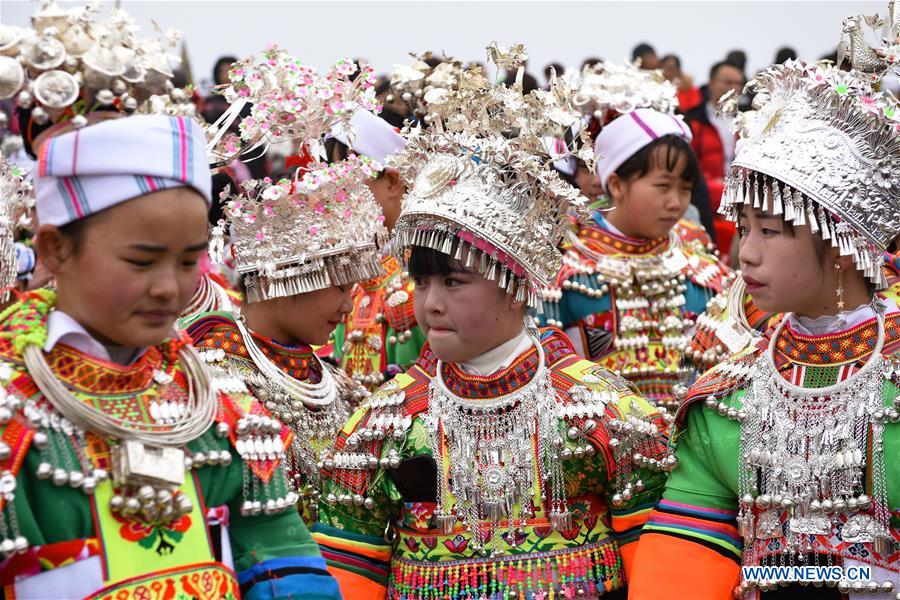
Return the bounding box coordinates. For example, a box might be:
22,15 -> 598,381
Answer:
312,393 -> 405,600
602,380 -> 671,578
629,401 -> 743,599
557,359 -> 672,580
198,392 -> 341,600
230,512 -> 341,600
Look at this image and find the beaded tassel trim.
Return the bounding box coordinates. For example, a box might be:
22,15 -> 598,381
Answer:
388,537 -> 624,600
392,221 -> 543,311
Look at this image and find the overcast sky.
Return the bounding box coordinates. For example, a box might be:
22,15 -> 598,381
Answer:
2,1 -> 884,91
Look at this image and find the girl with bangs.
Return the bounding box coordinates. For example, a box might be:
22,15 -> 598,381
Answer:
629,57 -> 900,599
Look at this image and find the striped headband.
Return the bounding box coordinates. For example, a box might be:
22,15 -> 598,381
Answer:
593,107 -> 693,189
35,115 -> 212,227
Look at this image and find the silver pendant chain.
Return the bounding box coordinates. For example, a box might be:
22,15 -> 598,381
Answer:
425,334 -> 570,556
736,309 -> 893,575
232,313 -> 354,502
25,344 -> 216,447
234,312 -> 338,409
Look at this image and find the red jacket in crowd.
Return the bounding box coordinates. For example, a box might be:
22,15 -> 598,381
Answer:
684,103 -> 736,258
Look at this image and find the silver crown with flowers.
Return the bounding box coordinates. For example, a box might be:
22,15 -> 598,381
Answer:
390,43 -> 594,310
0,158 -> 34,301
0,1 -> 187,131
569,59 -> 679,120
718,56 -> 900,288
208,46 -> 387,303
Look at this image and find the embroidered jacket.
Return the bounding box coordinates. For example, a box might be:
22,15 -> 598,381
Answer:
313,328 -> 672,600
0,291 -> 339,599
332,255 -> 426,390
187,310 -> 367,525
630,308 -> 900,599
540,215 -> 732,408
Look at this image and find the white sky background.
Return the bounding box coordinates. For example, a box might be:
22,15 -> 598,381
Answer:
1,0 -> 885,91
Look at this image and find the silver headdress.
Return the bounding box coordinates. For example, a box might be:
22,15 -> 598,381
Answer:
719,58 -> 900,288
0,159 -> 35,301
209,46 -> 388,303
0,1 -> 186,133
390,43 -> 594,310
570,59 -> 679,121
206,45 -> 380,166
386,53 -> 465,121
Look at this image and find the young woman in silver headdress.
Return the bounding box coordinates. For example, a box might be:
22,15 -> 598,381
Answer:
630,49 -> 900,600
187,47 -> 380,525
313,46 -> 672,600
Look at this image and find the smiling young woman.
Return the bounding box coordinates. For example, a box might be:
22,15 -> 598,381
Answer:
629,55 -> 900,599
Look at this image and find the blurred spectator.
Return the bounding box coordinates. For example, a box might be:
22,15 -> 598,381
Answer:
631,43 -> 659,70
573,159 -> 603,203
660,54 -> 702,112
581,57 -> 603,70
213,55 -> 238,86
724,49 -> 747,76
202,55 -> 238,123
774,46 -> 798,64
684,60 -> 744,254
543,62 -> 564,87
375,77 -> 409,129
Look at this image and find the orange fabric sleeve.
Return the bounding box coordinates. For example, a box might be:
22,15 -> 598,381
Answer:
326,566 -> 388,600
628,532 -> 740,600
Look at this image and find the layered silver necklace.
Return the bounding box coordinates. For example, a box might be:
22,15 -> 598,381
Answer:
736,308 -> 893,570
425,333 -> 570,556
233,314 -> 352,495
24,343 -> 218,525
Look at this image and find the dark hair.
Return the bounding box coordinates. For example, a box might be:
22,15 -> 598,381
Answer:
56,214 -> 95,257
631,43 -> 656,62
323,137 -> 389,180
614,134 -> 701,186
724,50 -> 747,71
581,57 -> 603,70
209,172 -> 234,225
325,137 -> 352,163
379,106 -> 408,129
774,46 -> 798,64
171,68 -> 189,90
660,54 -> 681,70
213,56 -> 238,85
544,62 -> 564,80
408,246 -> 455,279
709,60 -> 743,82
502,72 -> 539,94
375,76 -> 393,96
